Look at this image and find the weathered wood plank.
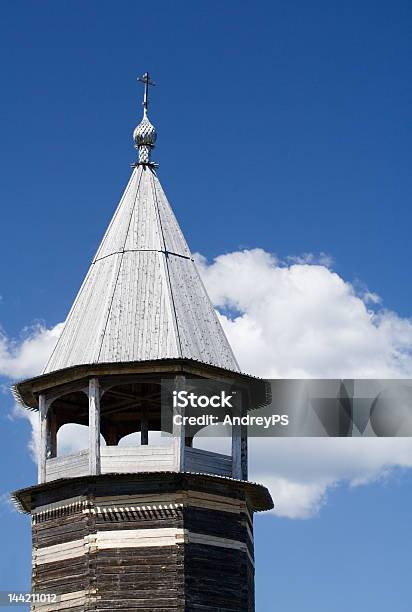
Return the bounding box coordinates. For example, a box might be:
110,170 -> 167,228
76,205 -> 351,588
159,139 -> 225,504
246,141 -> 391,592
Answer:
28,474 -> 259,611
101,446 -> 174,456
186,447 -> 231,461
89,377 -> 101,475
173,375 -> 185,471
38,395 -> 47,484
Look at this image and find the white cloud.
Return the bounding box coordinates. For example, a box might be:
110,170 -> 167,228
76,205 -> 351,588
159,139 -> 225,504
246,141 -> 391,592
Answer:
248,437 -> 412,518
0,323 -> 63,380
196,249 -> 412,379
1,321 -> 63,463
0,492 -> 14,516
196,249 -> 412,517
5,249 -> 412,519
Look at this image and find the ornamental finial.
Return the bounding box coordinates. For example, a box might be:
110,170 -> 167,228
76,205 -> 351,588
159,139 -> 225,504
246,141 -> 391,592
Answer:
133,72 -> 157,165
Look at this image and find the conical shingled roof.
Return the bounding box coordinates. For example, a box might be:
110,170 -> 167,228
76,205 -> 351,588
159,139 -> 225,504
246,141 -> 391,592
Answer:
44,164 -> 240,374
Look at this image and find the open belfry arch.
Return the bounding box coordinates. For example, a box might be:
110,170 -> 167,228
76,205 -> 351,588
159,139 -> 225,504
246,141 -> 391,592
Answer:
12,73 -> 273,612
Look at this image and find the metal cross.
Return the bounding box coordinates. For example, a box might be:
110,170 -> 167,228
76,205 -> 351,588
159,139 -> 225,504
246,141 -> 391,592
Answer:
137,72 -> 155,112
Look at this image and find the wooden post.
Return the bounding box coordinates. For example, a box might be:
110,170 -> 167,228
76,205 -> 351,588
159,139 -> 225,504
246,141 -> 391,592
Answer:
241,427 -> 248,481
38,394 -> 48,484
232,422 -> 241,480
49,408 -> 57,459
232,392 -> 248,480
141,405 -> 148,445
173,375 -> 186,471
241,389 -> 249,480
89,378 -> 101,475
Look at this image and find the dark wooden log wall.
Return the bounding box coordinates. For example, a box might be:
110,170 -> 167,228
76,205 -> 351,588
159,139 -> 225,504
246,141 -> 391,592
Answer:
28,475 -> 263,611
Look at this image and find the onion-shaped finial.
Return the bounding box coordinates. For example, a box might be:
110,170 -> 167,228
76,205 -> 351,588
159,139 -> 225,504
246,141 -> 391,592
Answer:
133,72 -> 157,165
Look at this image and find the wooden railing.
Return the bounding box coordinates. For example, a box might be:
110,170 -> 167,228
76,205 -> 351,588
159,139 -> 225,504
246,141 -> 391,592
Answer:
45,445 -> 233,482
46,449 -> 89,482
184,447 -> 232,477
100,445 -> 175,473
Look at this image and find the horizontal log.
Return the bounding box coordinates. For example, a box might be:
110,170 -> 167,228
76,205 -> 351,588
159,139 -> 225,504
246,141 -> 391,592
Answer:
100,458 -> 175,466
186,448 -> 231,461
101,446 -> 174,456
32,589 -> 87,611
47,450 -> 88,464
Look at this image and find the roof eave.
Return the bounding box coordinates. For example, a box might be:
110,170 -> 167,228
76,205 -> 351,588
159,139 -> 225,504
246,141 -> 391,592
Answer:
11,471 -> 274,514
13,358 -> 269,411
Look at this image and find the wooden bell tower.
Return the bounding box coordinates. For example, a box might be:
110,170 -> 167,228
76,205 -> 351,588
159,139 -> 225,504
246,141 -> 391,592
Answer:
12,74 -> 273,611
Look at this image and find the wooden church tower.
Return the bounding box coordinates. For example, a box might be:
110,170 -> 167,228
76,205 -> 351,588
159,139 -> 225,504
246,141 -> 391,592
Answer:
12,74 -> 273,611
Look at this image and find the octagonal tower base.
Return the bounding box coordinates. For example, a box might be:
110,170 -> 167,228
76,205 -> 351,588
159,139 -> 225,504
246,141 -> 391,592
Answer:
14,472 -> 273,612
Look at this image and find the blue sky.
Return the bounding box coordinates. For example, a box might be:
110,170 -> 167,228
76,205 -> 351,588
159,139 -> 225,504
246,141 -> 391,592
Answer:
1,1 -> 412,610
